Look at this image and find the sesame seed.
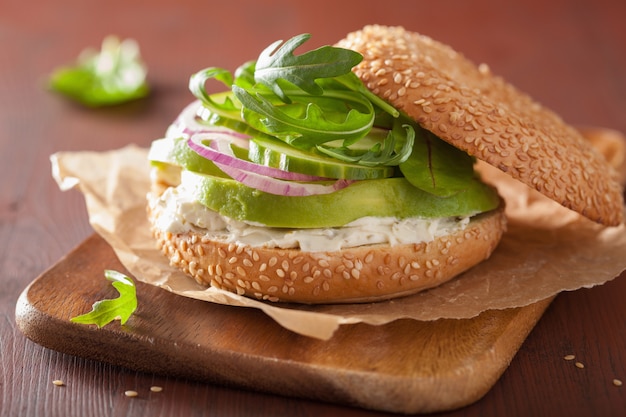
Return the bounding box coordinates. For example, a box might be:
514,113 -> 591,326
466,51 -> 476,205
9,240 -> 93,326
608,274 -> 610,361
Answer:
52,379 -> 64,387
563,354 -> 576,361
150,386 -> 163,392
613,379 -> 623,387
125,390 -> 139,397
575,362 -> 585,369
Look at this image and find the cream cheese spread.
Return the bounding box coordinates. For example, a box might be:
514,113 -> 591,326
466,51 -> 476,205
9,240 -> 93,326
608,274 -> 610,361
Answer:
150,184 -> 471,252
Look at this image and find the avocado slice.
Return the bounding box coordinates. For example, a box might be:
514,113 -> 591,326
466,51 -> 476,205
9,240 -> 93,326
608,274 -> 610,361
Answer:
181,171 -> 501,228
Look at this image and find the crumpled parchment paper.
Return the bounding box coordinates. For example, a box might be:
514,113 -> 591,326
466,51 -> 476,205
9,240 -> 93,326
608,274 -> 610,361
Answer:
50,129 -> 626,340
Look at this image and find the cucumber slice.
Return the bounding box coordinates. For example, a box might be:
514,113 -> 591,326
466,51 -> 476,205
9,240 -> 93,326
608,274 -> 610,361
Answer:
248,135 -> 395,180
181,171 -> 501,228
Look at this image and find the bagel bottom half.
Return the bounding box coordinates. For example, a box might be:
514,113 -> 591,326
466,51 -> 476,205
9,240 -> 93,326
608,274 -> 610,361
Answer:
147,189 -> 506,304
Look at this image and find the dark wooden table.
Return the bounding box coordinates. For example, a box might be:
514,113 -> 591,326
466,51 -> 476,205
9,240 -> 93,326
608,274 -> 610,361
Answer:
2,0 -> 625,415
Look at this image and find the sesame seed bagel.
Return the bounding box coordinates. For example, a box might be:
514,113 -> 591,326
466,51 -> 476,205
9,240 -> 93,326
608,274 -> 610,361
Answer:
148,190 -> 506,304
337,25 -> 624,226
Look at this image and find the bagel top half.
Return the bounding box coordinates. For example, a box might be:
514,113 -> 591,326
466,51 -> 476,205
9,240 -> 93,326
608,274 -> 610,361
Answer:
337,25 -> 624,226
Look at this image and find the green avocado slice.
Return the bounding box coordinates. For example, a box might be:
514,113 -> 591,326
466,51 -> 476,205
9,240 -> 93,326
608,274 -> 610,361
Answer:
148,136 -> 225,177
181,171 -> 501,228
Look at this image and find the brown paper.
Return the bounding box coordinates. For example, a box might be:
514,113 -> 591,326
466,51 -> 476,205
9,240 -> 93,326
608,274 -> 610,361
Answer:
50,129 -> 626,340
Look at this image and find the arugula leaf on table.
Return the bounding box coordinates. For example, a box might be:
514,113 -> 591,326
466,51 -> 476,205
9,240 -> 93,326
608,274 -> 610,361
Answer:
48,36 -> 149,107
71,270 -> 137,328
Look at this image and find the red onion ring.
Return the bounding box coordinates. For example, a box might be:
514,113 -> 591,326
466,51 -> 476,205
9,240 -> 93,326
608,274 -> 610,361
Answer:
213,160 -> 354,196
188,133 -> 353,196
170,100 -> 251,149
188,134 -> 328,182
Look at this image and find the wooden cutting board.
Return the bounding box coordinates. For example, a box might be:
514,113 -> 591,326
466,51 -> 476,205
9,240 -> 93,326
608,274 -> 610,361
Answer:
15,233 -> 552,414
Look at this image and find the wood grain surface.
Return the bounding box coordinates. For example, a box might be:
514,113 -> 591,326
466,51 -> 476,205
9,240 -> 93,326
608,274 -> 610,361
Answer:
2,0 -> 626,416
15,233 -> 553,414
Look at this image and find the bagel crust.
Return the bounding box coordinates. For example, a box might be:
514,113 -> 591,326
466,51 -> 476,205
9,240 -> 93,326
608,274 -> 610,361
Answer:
337,25 -> 624,226
148,196 -> 506,304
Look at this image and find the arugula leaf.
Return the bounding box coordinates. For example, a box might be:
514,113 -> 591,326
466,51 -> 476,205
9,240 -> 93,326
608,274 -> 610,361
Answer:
317,120 -> 415,166
187,34 -> 476,174
48,36 -> 149,107
233,60 -> 257,89
71,270 -> 137,327
233,85 -> 374,147
333,73 -> 399,118
254,33 -> 362,102
399,129 -> 476,197
189,67 -> 237,111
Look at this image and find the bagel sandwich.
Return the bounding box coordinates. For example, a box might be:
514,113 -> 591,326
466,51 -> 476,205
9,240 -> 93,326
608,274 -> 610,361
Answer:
146,25 -> 624,304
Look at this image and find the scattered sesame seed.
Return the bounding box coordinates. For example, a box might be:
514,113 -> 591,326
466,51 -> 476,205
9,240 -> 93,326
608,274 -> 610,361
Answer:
613,379 -> 623,387
563,354 -> 576,361
150,386 -> 163,392
52,379 -> 64,387
124,390 -> 139,397
575,362 -> 585,369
